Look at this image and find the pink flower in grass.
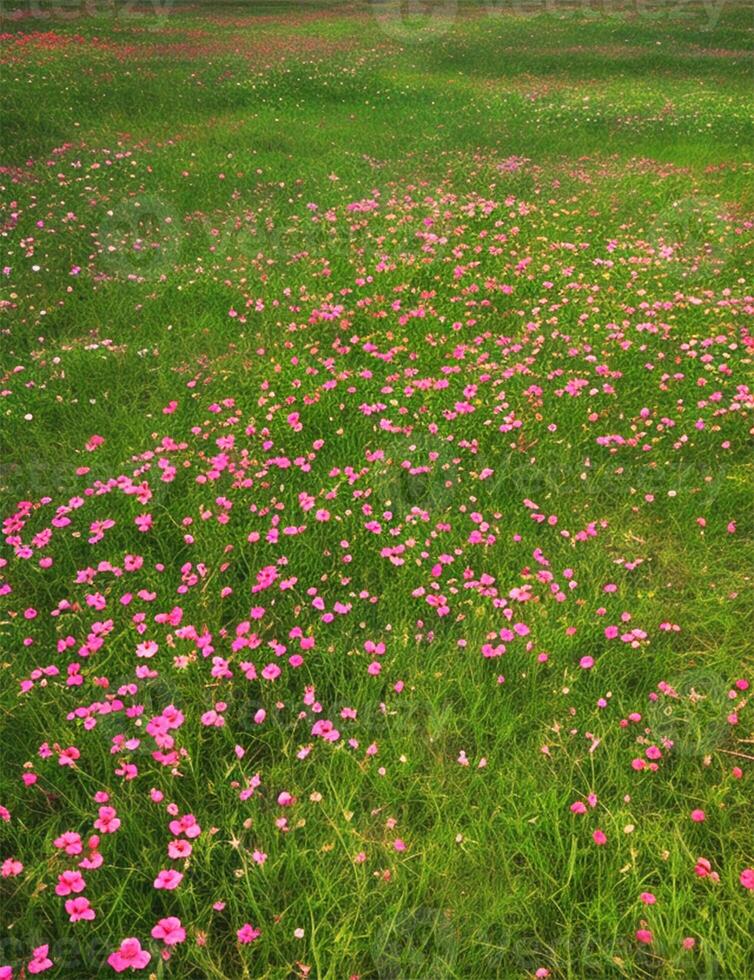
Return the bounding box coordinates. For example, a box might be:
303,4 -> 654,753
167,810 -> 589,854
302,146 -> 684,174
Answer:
237,923 -> 261,944
151,917 -> 186,946
65,897 -> 96,922
94,806 -> 121,834
55,869 -> 86,895
153,869 -> 183,890
592,829 -> 607,846
740,868 -> 754,890
54,831 -> 82,855
107,938 -> 151,973
635,929 -> 653,945
1,858 -> 23,878
27,946 -> 53,974
168,838 -> 192,859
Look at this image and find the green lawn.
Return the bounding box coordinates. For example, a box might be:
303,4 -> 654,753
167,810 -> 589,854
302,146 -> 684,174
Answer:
1,2 -> 753,977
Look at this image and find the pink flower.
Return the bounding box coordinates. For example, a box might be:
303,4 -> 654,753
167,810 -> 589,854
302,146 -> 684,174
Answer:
592,829 -> 607,846
740,868 -> 754,890
65,897 -> 96,922
107,938 -> 151,973
690,809 -> 706,823
55,869 -> 86,896
94,806 -> 121,834
635,929 -> 653,945
639,892 -> 656,905
27,945 -> 53,975
237,923 -> 261,944
151,916 -> 186,946
694,857 -> 718,881
168,813 -> 201,838
54,831 -> 82,855
1,858 -> 23,878
168,839 -> 192,859
153,869 -> 183,890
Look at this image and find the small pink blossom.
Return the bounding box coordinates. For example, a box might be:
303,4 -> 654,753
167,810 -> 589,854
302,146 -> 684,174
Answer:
237,923 -> 261,944
151,916 -> 186,946
107,938 -> 151,973
65,897 -> 96,922
154,869 -> 183,890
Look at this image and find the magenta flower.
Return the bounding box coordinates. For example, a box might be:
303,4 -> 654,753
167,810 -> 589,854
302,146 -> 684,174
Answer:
55,869 -> 86,896
740,868 -> 754,890
107,938 -> 151,973
94,806 -> 121,833
1,858 -> 23,878
151,916 -> 186,946
154,869 -> 183,890
168,839 -> 192,859
53,831 -> 83,855
27,946 -> 53,975
65,897 -> 96,922
236,923 -> 261,944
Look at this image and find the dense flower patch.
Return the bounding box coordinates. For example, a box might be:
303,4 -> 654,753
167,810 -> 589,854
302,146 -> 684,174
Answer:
1,3 -> 753,976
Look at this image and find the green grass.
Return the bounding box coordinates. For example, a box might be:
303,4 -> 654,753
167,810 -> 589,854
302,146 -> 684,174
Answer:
1,2 -> 753,978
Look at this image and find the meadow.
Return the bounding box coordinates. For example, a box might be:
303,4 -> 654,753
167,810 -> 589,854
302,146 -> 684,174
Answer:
0,1 -> 753,976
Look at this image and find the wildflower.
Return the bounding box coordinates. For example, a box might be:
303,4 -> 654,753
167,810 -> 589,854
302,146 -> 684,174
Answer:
151,917 -> 186,945
237,923 -> 261,944
65,897 -> 96,922
27,946 -> 53,975
154,869 -> 183,890
107,938 -> 151,973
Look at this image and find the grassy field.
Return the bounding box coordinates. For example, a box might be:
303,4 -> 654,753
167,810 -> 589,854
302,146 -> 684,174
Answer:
1,1 -> 753,977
